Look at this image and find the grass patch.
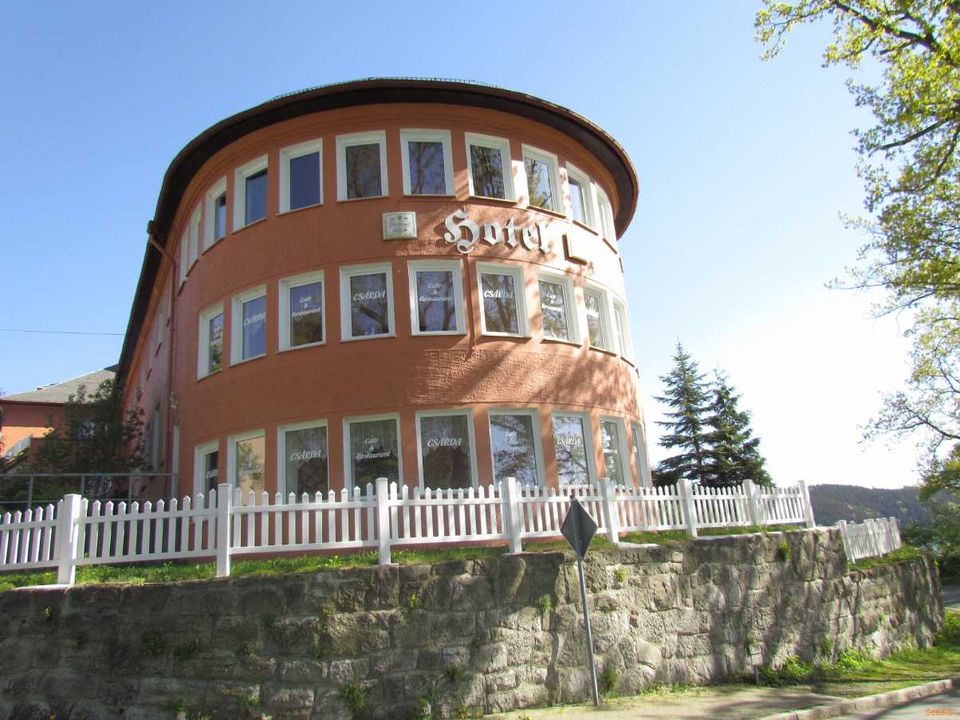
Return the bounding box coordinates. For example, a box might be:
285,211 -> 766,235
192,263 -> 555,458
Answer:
622,525 -> 802,546
850,545 -> 924,572
758,610 -> 960,697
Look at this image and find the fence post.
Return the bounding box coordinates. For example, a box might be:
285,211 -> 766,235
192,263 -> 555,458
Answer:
215,483 -> 232,578
836,520 -> 850,560
743,479 -> 760,527
55,494 -> 83,585
678,479 -> 698,538
599,480 -> 621,545
502,477 -> 523,553
797,479 -> 816,528
376,477 -> 392,565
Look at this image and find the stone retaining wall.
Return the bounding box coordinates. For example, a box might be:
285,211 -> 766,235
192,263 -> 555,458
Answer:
0,528 -> 942,720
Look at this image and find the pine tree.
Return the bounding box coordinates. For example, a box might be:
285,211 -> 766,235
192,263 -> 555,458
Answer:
702,373 -> 772,487
653,343 -> 711,486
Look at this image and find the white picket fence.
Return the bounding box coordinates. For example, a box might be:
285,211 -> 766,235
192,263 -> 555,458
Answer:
0,478 -> 815,585
836,517 -> 902,562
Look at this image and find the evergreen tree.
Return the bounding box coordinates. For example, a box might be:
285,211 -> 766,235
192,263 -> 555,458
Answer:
702,373 -> 772,488
653,343 -> 711,486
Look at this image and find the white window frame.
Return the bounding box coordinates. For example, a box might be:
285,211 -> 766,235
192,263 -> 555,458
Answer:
197,302 -> 224,379
342,413 -> 403,493
279,270 -> 325,351
521,144 -> 562,213
340,262 -> 395,342
465,132 -> 515,201
227,428 -> 266,493
565,163 -> 595,228
599,416 -> 630,486
415,409 -> 478,490
336,131 -> 388,201
178,230 -> 188,287
408,259 -> 466,336
400,129 -> 454,196
279,139 -> 323,213
233,154 -> 269,230
487,408 -> 546,488
595,183 -> 616,243
631,421 -> 652,488
537,271 -> 579,343
203,176 -> 227,250
231,285 -> 267,365
187,204 -> 201,271
277,418 -> 328,497
194,439 -> 220,493
583,283 -> 613,351
612,297 -> 632,359
551,411 -> 597,486
476,262 -> 528,338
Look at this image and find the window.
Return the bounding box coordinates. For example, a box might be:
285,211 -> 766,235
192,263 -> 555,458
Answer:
228,430 -> 266,495
565,164 -> 594,227
477,263 -> 527,336
613,298 -> 631,358
231,286 -> 267,363
195,440 -> 220,493
340,263 -> 394,341
233,155 -> 268,229
489,411 -> 542,487
537,273 -> 577,342
465,133 -> 514,200
280,139 -> 323,212
188,205 -> 201,271
204,177 -> 227,250
584,286 -> 611,350
408,260 -> 465,335
279,271 -> 324,350
522,145 -> 561,212
417,411 -> 475,490
336,131 -> 387,200
631,421 -> 651,488
600,418 -> 627,486
400,130 -> 453,196
552,413 -> 594,485
596,185 -> 616,242
344,415 -> 400,490
178,231 -> 188,287
279,420 -> 328,496
197,303 -> 224,378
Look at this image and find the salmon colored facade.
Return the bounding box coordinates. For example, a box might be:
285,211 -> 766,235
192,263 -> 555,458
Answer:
118,79 -> 650,499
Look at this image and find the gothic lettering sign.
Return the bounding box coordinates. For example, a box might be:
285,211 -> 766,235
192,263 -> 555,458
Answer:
443,209 -> 560,256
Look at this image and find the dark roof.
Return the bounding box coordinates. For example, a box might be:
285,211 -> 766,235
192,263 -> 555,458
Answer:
1,366 -> 117,404
118,78 -> 640,382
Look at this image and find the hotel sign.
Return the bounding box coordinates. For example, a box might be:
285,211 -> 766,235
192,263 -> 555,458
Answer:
443,209 -> 558,256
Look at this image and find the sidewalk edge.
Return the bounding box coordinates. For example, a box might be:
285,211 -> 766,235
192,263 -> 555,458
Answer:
758,676 -> 960,720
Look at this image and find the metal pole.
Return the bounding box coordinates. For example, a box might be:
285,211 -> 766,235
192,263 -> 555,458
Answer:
577,555 -> 600,707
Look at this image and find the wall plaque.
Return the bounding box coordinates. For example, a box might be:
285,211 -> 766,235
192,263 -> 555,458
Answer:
382,212 -> 417,240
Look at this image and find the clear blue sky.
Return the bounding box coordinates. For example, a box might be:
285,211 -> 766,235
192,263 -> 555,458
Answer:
0,1 -> 916,488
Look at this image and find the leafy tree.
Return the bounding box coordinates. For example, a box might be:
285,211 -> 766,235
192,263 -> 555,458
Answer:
653,343 -> 711,486
756,2 -> 960,490
30,379 -> 145,474
703,373 -> 773,487
902,501 -> 960,577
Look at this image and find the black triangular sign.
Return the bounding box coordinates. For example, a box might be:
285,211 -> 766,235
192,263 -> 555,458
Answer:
561,498 -> 598,559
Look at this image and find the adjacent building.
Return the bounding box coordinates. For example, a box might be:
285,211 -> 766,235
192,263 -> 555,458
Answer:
118,78 -> 650,499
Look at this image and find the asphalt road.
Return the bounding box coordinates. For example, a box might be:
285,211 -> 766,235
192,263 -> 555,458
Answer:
829,686 -> 960,719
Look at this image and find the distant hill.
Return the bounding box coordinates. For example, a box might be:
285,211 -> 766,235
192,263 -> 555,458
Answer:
809,483 -> 953,526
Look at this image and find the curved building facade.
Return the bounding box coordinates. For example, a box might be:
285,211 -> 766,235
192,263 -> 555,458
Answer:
119,79 -> 650,499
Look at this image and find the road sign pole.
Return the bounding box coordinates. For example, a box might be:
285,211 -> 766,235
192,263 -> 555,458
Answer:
576,555 -> 600,707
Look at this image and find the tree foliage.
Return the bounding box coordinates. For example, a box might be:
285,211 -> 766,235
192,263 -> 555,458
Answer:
30,379 -> 145,474
757,2 -> 960,491
654,345 -> 772,487
703,373 -> 774,487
